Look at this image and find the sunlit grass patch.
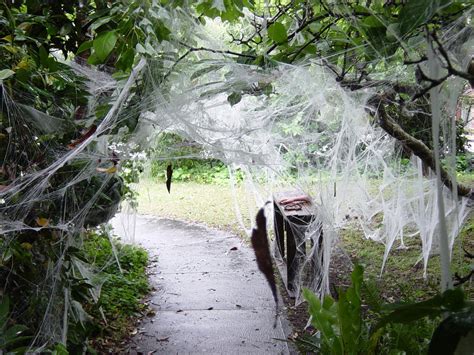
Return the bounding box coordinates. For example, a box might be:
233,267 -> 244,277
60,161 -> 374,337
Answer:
136,179 -> 253,237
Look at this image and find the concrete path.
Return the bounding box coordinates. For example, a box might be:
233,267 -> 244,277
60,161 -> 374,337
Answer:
112,214 -> 292,354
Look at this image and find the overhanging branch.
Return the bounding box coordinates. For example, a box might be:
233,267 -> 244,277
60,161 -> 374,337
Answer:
369,95 -> 472,197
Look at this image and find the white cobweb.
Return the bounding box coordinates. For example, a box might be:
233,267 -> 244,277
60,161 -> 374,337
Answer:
0,5 -> 472,349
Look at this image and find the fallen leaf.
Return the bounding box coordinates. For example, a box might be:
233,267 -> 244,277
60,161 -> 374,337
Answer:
146,309 -> 156,317
157,337 -> 169,342
96,165 -> 117,174
36,217 -> 49,227
229,246 -> 238,251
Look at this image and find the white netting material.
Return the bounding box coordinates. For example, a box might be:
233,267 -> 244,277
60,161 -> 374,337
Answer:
138,56 -> 469,301
0,5 -> 472,348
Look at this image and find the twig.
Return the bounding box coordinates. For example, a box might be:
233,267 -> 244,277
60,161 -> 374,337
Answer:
178,41 -> 256,60
454,270 -> 473,286
369,94 -> 472,197
411,31 -> 474,100
161,49 -> 192,83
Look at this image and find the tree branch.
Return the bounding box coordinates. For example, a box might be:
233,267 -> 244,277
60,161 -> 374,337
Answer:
369,95 -> 472,197
178,41 -> 256,60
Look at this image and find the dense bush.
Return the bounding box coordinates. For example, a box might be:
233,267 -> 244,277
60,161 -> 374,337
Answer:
150,133 -> 243,184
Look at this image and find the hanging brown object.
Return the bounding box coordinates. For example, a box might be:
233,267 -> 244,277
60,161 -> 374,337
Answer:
251,208 -> 278,312
166,163 -> 173,193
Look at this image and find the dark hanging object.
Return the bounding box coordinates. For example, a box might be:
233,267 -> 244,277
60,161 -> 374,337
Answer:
166,164 -> 173,193
251,208 -> 279,320
468,57 -> 474,89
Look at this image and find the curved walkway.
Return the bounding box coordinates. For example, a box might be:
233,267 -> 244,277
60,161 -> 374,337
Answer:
112,214 -> 292,354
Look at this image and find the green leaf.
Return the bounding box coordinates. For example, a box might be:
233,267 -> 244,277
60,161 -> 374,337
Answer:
303,288 -> 342,353
51,343 -> 69,355
3,324 -> 28,340
86,52 -> 100,65
227,92 -> 242,106
0,69 -> 15,80
191,65 -> 224,80
155,21 -> 171,41
267,22 -> 287,44
77,40 -> 93,54
90,16 -> 112,31
93,31 -> 118,62
376,294 -> 444,329
136,43 -> 147,54
337,265 -> 363,352
441,288 -> 466,311
117,48 -> 135,71
399,0 -> 440,36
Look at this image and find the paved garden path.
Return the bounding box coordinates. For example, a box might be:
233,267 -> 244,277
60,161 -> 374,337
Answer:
112,214 -> 292,354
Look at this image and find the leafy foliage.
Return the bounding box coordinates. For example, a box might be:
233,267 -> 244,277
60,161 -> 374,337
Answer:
84,230 -> 149,334
302,265 -> 473,354
0,296 -> 30,353
302,265 -> 373,354
150,133 -> 243,184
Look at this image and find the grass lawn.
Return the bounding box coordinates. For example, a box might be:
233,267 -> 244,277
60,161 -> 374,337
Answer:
136,179 -> 253,237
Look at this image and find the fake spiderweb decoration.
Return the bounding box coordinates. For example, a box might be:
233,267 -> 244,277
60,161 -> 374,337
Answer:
0,5 -> 472,350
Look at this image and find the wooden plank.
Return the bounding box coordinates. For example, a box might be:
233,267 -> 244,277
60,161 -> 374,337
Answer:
273,190 -> 314,217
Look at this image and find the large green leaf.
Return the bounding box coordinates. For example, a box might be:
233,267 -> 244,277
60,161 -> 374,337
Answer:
337,264 -> 363,352
93,31 -> 118,62
0,69 -> 15,81
267,22 -> 287,44
303,288 -> 342,354
377,295 -> 443,329
399,0 -> 440,35
77,40 -> 93,54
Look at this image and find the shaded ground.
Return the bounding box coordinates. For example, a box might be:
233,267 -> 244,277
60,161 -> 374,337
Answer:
112,214 -> 295,354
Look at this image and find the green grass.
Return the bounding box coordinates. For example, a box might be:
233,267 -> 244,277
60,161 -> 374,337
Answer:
340,222 -> 473,301
136,179 -> 252,237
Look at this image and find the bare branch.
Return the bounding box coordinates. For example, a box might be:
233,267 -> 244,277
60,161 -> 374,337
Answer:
177,41 -> 256,60
161,49 -> 193,82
